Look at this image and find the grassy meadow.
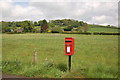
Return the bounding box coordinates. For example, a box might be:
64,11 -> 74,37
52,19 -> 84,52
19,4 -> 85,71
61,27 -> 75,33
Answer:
2,33 -> 118,78
88,27 -> 119,33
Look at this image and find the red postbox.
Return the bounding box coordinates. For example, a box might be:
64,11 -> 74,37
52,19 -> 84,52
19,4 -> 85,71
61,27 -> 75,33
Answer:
65,37 -> 74,56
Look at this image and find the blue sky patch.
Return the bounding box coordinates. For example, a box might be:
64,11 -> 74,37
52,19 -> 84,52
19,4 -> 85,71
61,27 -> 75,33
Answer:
13,1 -> 29,7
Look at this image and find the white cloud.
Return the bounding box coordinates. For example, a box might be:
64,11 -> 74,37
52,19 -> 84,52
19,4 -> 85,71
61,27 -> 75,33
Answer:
0,1 -> 44,21
11,5 -> 43,17
91,15 -> 115,25
0,2 -> 13,19
93,15 -> 106,22
0,1 -> 118,26
29,0 -> 119,2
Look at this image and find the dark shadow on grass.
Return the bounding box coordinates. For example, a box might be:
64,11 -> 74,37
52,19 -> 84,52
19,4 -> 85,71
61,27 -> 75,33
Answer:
56,63 -> 67,72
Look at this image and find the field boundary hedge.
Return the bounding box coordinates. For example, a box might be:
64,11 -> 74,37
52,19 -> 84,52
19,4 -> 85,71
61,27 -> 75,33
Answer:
93,32 -> 120,35
3,32 -> 120,35
62,32 -> 120,35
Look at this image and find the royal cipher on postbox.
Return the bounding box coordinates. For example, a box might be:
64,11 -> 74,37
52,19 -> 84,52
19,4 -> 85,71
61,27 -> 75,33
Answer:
65,37 -> 74,56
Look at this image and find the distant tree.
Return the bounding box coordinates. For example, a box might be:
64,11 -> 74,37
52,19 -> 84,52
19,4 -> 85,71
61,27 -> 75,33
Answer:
38,20 -> 43,26
34,21 -> 38,26
64,25 -> 73,31
79,21 -> 84,26
16,22 -> 21,27
49,19 -> 86,29
20,21 -> 33,32
11,24 -> 17,32
106,25 -> 111,28
41,19 -> 48,33
2,21 -> 11,32
48,22 -> 55,28
51,26 -> 62,33
11,22 -> 17,31
71,20 -> 79,27
76,26 -> 82,32
82,23 -> 89,32
28,21 -> 34,32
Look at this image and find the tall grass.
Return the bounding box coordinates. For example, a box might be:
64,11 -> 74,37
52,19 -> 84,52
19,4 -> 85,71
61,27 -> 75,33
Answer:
2,33 -> 118,78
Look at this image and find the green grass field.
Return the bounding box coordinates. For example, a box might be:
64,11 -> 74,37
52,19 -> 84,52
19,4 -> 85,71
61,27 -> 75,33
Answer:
2,33 -> 118,78
88,27 -> 119,33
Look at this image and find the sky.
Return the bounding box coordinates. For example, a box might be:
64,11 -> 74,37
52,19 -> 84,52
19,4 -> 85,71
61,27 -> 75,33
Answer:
0,0 -> 119,26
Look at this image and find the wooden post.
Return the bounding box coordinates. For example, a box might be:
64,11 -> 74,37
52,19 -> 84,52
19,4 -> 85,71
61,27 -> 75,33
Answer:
34,50 -> 37,65
68,55 -> 71,72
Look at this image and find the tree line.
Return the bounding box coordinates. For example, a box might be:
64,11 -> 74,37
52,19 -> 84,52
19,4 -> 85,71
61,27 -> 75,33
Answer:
1,19 -> 89,33
1,19 -> 117,33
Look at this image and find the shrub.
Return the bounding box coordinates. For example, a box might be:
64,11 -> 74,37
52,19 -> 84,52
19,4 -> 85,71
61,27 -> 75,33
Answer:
51,26 -> 62,33
2,60 -> 23,74
64,25 -> 73,31
47,30 -> 52,33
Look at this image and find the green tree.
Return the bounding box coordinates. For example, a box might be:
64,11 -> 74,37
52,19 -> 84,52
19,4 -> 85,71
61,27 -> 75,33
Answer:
38,20 -> 43,26
48,22 -> 55,28
34,21 -> 38,26
20,21 -> 34,32
2,21 -> 11,32
41,19 -> 48,33
79,21 -> 84,26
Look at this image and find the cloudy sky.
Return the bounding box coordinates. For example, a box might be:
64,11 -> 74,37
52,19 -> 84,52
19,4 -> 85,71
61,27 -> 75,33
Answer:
0,0 -> 119,26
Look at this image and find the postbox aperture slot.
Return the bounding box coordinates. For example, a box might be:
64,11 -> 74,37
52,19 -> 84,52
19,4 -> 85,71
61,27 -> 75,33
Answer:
65,40 -> 72,42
